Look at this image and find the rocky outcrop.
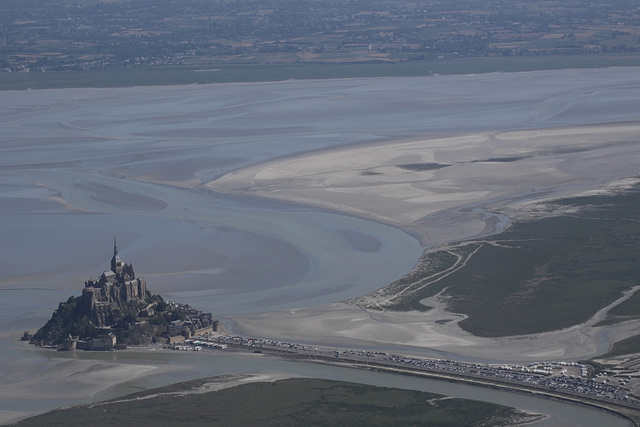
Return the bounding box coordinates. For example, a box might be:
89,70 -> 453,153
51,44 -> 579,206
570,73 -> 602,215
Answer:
30,239 -> 216,348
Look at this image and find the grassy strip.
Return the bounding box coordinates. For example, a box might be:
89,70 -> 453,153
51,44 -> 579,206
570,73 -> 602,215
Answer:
16,378 -> 532,427
2,53 -> 640,91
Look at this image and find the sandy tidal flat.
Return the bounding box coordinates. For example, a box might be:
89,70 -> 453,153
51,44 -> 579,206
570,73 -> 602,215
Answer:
210,121 -> 640,245
215,121 -> 640,361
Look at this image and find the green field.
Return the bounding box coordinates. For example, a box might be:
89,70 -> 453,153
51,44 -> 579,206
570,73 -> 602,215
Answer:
16,377 -> 535,427
355,184 -> 640,337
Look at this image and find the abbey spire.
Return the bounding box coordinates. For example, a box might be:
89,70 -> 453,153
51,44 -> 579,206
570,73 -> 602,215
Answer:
111,237 -> 124,274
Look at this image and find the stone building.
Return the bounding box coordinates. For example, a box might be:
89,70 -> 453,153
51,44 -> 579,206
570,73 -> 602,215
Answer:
89,333 -> 117,350
80,239 -> 147,327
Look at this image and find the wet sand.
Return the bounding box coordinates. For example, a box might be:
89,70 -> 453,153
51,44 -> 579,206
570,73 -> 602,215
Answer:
0,339 -> 187,425
210,121 -> 640,245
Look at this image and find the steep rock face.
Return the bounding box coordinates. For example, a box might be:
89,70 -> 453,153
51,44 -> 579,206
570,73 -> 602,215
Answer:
30,295 -> 93,345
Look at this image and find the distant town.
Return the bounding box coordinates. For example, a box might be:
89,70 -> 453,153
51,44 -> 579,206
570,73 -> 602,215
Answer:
2,0 -> 639,73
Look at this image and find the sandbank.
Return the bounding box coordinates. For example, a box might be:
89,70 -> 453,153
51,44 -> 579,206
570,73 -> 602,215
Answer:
213,121 -> 640,361
209,121 -> 640,245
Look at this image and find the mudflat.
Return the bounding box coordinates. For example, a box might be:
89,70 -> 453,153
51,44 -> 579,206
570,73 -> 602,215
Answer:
3,68 -> 640,424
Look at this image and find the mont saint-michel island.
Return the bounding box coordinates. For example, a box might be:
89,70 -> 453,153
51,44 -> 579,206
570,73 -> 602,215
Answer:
22,236 -> 640,425
27,240 -> 218,351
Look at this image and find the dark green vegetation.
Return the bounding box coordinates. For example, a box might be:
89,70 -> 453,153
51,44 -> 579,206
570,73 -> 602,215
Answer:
3,53 -> 640,90
2,0 -> 640,89
30,295 -> 99,344
359,183 -> 640,337
17,378 -> 535,427
31,292 -> 181,346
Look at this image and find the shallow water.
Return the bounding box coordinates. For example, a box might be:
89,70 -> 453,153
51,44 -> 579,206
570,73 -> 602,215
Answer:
3,68 -> 640,318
